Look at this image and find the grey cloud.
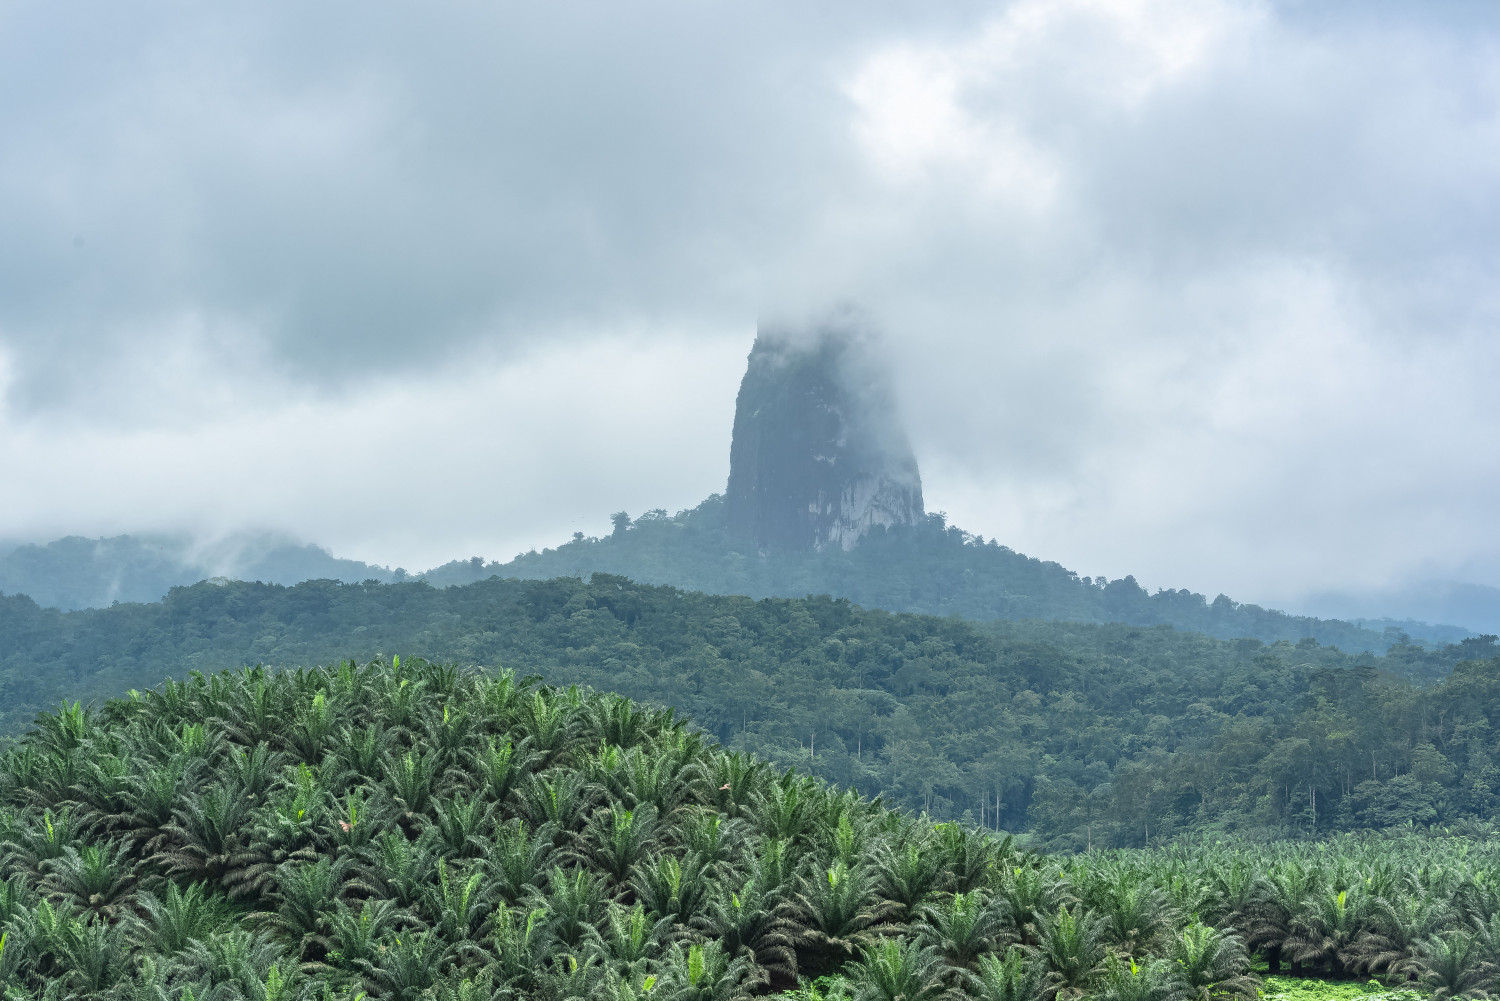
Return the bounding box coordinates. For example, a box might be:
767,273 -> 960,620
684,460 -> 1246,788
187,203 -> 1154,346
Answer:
0,2 -> 978,410
2,1 -> 1499,608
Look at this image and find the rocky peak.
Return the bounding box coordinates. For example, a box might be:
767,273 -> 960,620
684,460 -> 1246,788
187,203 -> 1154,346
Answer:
725,321 -> 924,551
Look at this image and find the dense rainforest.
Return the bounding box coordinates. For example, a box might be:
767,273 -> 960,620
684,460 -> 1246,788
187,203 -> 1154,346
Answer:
2,574 -> 1497,848
423,499 -> 1469,652
1,659 -> 1496,1000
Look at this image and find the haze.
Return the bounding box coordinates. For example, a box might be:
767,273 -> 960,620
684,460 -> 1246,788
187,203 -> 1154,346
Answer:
1,1 -> 1497,615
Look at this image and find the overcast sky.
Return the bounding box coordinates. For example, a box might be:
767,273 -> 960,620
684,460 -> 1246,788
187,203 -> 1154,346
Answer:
1,0 -> 1497,608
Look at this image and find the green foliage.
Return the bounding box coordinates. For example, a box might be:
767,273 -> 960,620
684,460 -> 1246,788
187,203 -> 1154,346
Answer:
0,659 -> 1498,997
1257,975 -> 1425,1001
428,498 -> 1466,652
4,573 -> 1498,848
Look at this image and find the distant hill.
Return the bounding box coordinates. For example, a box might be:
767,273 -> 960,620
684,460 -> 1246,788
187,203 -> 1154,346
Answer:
0,533 -> 394,609
1291,579 -> 1500,637
423,496 -> 1472,653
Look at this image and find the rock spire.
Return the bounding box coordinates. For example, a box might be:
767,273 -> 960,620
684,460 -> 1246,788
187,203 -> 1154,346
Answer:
725,321 -> 924,550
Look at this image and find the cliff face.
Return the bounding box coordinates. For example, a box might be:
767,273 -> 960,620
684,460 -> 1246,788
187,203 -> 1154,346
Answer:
725,325 -> 924,551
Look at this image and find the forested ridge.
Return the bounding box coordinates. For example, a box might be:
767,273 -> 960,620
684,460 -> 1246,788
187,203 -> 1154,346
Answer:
2,659 -> 1498,1000
3,574 -> 1498,848
2,503 -> 1470,653
423,498 -> 1468,651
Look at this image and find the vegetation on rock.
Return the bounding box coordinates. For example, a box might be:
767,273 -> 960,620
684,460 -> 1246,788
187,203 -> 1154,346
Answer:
424,500 -> 1470,650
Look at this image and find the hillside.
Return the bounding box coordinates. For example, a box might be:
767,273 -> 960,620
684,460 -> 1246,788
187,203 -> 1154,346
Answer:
2,504 -> 1474,652
3,574 -> 1497,847
422,498 -> 1472,651
0,534 -> 394,610
0,660 -> 1493,999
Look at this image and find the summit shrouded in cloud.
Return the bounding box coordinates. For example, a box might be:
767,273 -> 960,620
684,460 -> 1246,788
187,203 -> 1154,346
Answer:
726,320 -> 924,551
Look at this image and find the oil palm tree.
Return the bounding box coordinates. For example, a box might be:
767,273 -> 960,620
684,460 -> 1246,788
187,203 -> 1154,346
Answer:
324,898 -> 402,973
1244,857 -> 1315,975
681,808 -> 746,878
585,901 -> 674,981
1090,872 -> 1177,956
487,820 -> 559,904
582,804 -> 660,885
795,860 -> 899,971
350,829 -> 440,908
584,694 -> 659,752
969,947 -> 1048,1001
1,809 -> 83,882
1033,904 -> 1108,1000
875,837 -> 946,919
430,795 -> 496,860
159,781 -> 257,889
1285,888 -> 1367,977
176,927 -> 291,997
1168,921 -> 1258,1001
845,938 -> 947,1001
708,752 -> 770,820
915,889 -> 1013,971
1093,954 -> 1182,1001
755,775 -> 815,844
39,840 -> 136,920
470,736 -> 535,808
632,853 -> 712,926
522,769 -> 597,837
130,881 -> 231,956
994,864 -> 1069,946
543,866 -> 609,951
359,930 -> 442,1001
654,940 -> 764,1001
486,900 -> 554,996
692,875 -> 800,988
383,748 -> 442,824
1356,890 -> 1450,978
934,823 -> 1006,894
1414,930 -> 1495,1000
254,856 -> 351,962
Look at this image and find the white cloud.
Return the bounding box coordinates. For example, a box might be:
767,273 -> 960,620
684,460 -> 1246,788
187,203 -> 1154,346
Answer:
1,1 -> 1498,609
0,331 -> 748,571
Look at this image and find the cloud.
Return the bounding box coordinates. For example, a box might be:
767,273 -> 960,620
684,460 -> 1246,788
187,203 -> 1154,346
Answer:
828,0 -> 1500,600
0,1 -> 1498,607
0,329 -> 748,571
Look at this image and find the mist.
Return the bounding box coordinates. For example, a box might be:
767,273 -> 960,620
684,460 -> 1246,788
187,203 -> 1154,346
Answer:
2,1 -> 1498,616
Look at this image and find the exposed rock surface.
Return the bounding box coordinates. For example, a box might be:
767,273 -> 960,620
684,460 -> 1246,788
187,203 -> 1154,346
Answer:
725,323 -> 924,550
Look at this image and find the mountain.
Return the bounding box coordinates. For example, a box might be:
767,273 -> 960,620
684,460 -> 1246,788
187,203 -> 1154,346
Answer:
424,499 -> 1470,653
0,533 -> 394,610
1,332 -> 1479,650
423,329 -> 1474,652
1291,579 -> 1500,637
6,519 -> 1471,653
725,323 -> 924,551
